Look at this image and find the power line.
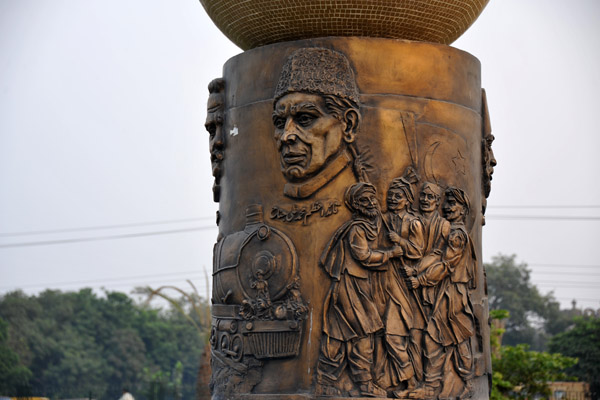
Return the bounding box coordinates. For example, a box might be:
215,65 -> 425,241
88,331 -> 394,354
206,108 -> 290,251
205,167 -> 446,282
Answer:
0,269 -> 210,290
0,225 -> 217,249
555,297 -> 600,302
2,204 -> 597,239
486,215 -> 600,221
529,271 -> 600,277
0,276 -> 213,293
535,282 -> 600,288
489,205 -> 600,209
527,263 -> 600,269
4,272 -> 597,291
535,279 -> 600,284
0,217 -> 215,238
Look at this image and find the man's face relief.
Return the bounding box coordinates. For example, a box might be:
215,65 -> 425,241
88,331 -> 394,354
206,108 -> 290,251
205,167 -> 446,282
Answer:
443,194 -> 465,222
273,92 -> 345,181
206,92 -> 225,178
387,188 -> 408,212
355,189 -> 379,218
484,134 -> 497,183
419,187 -> 440,213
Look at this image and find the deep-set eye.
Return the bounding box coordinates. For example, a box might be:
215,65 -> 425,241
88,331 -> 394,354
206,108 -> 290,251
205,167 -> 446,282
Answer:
273,116 -> 286,130
296,113 -> 315,127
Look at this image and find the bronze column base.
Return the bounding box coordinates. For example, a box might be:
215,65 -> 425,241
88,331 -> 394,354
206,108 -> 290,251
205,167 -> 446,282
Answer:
207,37 -> 492,400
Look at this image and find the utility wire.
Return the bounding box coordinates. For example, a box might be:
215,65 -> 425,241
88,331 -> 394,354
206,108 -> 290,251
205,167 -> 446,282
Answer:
535,282 -> 600,288
486,215 -> 600,221
555,297 -> 600,303
1,205 -> 597,239
527,263 -> 599,268
1,277 -> 209,292
489,205 -> 600,209
0,206 -> 597,241
0,277 -> 213,292
0,225 -> 217,249
0,269 -> 210,290
0,216 -> 214,238
529,271 -> 600,277
6,276 -> 212,291
3,268 -> 597,291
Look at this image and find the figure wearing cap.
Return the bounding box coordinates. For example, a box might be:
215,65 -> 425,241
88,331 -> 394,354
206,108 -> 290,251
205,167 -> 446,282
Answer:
372,170 -> 427,396
272,48 -> 364,199
406,187 -> 477,399
316,182 -> 403,397
410,182 -> 452,342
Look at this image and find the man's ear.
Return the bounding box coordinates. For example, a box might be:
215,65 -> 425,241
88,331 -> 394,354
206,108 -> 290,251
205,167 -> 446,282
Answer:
342,109 -> 360,144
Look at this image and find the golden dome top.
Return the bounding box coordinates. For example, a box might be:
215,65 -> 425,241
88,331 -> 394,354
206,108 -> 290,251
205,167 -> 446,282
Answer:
199,0 -> 489,50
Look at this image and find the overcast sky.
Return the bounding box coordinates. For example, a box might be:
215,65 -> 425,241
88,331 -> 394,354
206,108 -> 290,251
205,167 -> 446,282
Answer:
1,0 -> 599,310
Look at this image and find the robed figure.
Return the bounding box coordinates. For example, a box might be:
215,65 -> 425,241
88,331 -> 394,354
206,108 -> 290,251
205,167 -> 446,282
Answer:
373,173 -> 427,397
316,182 -> 403,398
408,187 -> 477,399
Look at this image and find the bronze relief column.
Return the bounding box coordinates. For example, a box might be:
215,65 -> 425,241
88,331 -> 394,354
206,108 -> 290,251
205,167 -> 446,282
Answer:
200,2 -> 494,399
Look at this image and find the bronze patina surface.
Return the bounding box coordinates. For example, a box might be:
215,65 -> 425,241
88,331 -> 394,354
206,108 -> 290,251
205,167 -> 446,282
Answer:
206,37 -> 493,399
198,0 -> 490,50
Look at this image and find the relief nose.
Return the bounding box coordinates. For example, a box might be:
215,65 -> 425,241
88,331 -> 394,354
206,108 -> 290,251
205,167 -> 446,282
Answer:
281,120 -> 299,143
212,127 -> 225,149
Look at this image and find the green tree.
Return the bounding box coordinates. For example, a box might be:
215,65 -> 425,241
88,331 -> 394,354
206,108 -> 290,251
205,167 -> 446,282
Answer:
495,344 -> 577,400
485,254 -> 572,350
490,309 -> 578,400
136,281 -> 211,400
0,317 -> 33,396
549,317 -> 600,400
489,310 -> 512,400
0,289 -> 206,400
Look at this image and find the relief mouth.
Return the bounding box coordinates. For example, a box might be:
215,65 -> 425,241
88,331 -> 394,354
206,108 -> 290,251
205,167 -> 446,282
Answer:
282,152 -> 307,165
420,201 -> 433,210
211,151 -> 223,162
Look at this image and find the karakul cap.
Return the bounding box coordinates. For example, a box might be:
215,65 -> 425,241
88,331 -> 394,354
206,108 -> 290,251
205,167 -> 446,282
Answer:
274,48 -> 360,105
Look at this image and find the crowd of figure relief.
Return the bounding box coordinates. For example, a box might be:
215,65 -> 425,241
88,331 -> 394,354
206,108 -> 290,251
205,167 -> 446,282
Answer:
316,170 -> 478,399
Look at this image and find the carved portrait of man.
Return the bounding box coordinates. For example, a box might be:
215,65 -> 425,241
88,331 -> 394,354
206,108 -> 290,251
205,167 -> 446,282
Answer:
317,182 -> 402,397
272,48 -> 362,199
481,88 -> 497,224
374,173 -> 426,397
407,187 -> 476,399
205,77 -> 225,202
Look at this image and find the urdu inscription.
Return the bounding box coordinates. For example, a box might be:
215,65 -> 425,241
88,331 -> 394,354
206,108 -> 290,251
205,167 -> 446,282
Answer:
270,200 -> 341,225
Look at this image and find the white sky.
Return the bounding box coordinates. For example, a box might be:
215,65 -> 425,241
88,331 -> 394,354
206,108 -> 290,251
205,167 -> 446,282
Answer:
1,0 -> 599,310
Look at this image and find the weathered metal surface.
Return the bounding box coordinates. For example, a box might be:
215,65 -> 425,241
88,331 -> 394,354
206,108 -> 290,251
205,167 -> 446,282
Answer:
206,37 -> 492,399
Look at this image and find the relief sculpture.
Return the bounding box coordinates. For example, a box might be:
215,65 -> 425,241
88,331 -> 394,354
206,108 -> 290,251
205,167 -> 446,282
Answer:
210,204 -> 307,398
317,177 -> 480,398
406,187 -> 477,399
270,199 -> 341,225
205,78 -> 226,203
272,48 -> 368,199
208,40 -> 490,398
316,182 -> 403,398
481,89 -> 497,225
375,169 -> 426,398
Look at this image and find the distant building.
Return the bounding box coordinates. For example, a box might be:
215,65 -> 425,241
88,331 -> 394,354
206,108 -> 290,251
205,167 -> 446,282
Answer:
7,398 -> 50,400
548,381 -> 591,400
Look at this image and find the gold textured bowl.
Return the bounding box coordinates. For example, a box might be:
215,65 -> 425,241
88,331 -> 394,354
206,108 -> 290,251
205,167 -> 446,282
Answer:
199,0 -> 489,50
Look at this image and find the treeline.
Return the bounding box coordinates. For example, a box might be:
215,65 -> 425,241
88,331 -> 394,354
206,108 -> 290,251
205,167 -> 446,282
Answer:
486,255 -> 600,399
0,289 -> 207,399
1,255 -> 598,399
